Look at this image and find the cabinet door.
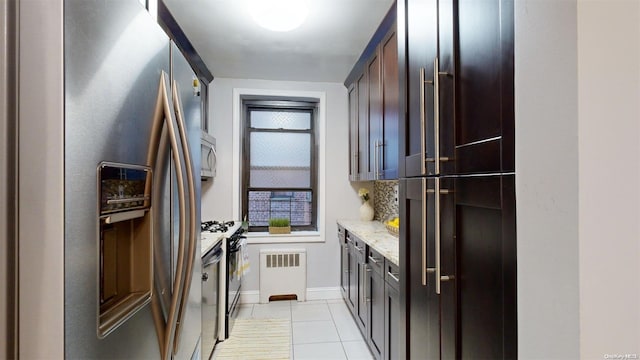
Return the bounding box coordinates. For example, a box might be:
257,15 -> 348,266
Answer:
348,83 -> 360,180
340,228 -> 349,299
368,51 -> 383,180
384,279 -> 399,360
450,0 -> 514,174
401,0 -> 514,176
355,242 -> 368,332
381,29 -> 399,179
402,0 -> 438,177
357,72 -> 370,180
347,235 -> 357,312
453,174 -> 516,359
368,268 -> 385,360
399,178 -> 440,359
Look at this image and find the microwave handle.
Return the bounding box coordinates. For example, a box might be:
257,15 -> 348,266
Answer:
209,144 -> 217,177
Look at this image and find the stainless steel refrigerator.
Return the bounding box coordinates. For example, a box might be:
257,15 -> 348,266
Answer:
65,1 -> 202,358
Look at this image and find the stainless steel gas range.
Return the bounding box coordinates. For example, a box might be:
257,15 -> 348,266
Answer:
200,220 -> 247,347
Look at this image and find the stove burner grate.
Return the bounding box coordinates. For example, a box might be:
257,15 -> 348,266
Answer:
201,220 -> 235,233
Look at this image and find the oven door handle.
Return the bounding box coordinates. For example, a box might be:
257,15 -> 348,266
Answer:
228,246 -> 243,254
203,257 -> 222,268
202,250 -> 223,267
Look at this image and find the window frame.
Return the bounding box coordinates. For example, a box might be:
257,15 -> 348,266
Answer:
241,99 -> 319,232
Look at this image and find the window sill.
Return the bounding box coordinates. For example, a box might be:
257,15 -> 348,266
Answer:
245,231 -> 323,244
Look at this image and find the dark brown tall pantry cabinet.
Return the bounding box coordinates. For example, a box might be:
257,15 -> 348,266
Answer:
398,0 -> 516,358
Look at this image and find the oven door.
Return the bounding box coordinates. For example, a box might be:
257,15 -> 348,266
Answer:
226,238 -> 243,338
202,243 -> 222,359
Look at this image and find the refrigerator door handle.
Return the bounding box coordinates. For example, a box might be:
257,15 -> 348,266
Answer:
147,72 -> 189,360
171,79 -> 198,356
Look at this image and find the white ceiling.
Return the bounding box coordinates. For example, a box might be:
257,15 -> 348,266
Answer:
164,0 -> 395,83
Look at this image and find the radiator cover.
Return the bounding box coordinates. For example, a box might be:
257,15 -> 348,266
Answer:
259,249 -> 307,303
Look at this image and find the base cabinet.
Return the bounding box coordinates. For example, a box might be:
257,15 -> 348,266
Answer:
354,237 -> 368,333
367,248 -> 385,360
399,175 -> 516,359
339,226 -> 349,300
384,260 -> 400,360
339,228 -> 399,360
347,234 -> 357,312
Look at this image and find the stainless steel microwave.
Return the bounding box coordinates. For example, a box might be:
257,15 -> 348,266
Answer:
201,131 -> 216,180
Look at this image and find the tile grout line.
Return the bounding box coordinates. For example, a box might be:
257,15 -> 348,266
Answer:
290,301 -> 294,360
327,299 -> 350,359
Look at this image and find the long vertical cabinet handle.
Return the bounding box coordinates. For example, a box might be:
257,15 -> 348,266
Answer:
435,180 -> 454,294
360,262 -> 364,305
147,72 -> 188,360
419,68 -> 427,175
365,264 -> 372,302
433,58 -> 453,295
373,140 -> 379,180
433,57 -> 441,175
433,57 -> 451,168
377,140 -> 383,179
421,178 -> 428,286
420,67 -> 435,175
435,177 -> 442,294
172,80 -> 198,356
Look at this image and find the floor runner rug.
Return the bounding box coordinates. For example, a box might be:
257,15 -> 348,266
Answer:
213,318 -> 291,360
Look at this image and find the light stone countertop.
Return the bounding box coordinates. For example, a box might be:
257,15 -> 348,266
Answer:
337,219 -> 399,266
201,223 -> 242,257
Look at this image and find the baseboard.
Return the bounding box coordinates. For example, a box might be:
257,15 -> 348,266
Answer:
239,290 -> 260,304
305,287 -> 342,301
239,287 -> 341,304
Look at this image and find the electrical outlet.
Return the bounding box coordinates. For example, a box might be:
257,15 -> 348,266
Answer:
393,183 -> 399,207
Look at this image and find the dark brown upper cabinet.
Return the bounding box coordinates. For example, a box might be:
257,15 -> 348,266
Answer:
348,82 -> 360,180
381,30 -> 400,179
399,0 -> 514,178
345,4 -> 399,181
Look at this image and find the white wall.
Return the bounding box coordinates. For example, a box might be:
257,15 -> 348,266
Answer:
203,77 -> 362,292
515,1 -> 580,358
517,0 -> 640,358
578,0 -> 640,357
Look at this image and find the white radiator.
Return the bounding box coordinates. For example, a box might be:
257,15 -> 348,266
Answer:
259,249 -> 307,303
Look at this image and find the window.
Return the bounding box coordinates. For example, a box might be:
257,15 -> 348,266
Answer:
242,99 -> 318,232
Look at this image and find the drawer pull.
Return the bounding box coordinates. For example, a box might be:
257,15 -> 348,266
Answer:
368,255 -> 380,264
387,271 -> 400,283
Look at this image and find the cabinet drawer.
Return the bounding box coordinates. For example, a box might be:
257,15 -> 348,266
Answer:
351,235 -> 367,256
367,247 -> 384,276
384,260 -> 399,291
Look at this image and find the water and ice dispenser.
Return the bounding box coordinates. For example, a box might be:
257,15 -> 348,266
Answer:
97,162 -> 153,338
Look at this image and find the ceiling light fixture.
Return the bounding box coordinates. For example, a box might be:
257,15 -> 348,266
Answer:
248,0 -> 309,32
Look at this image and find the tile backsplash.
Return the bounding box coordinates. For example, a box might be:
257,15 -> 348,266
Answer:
374,180 -> 399,221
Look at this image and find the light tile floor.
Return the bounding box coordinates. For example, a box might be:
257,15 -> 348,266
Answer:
232,299 -> 374,360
